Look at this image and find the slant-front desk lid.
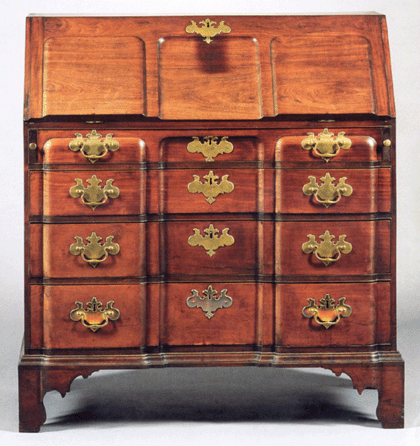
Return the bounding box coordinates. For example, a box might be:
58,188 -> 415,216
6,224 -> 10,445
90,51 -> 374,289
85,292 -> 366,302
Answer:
25,14 -> 394,120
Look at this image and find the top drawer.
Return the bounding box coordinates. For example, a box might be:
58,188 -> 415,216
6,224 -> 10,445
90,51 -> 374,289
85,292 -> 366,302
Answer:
31,127 -> 388,165
277,129 -> 379,163
39,131 -> 145,164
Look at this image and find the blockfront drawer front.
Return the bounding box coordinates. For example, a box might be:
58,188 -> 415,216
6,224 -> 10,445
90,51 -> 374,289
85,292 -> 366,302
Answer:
277,168 -> 391,214
161,282 -> 272,347
278,282 -> 391,348
276,132 -> 380,163
38,223 -> 145,278
39,133 -> 145,164
32,285 -> 146,350
159,136 -> 263,163
147,168 -> 262,214
276,220 -> 391,276
37,170 -> 144,216
161,220 -> 262,278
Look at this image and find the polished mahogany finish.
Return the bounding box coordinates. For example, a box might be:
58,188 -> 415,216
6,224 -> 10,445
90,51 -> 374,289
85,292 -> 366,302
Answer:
20,15 -> 403,432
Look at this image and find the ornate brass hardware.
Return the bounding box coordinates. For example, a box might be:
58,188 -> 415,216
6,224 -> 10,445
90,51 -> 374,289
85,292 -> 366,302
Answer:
188,224 -> 234,257
301,128 -> 352,162
69,232 -> 120,268
302,230 -> 352,266
302,173 -> 353,208
187,171 -> 234,204
302,294 -> 352,329
185,18 -> 231,43
70,297 -> 120,332
383,139 -> 391,147
186,285 -> 233,319
69,175 -> 120,210
29,143 -> 37,151
69,130 -> 119,163
186,136 -> 233,162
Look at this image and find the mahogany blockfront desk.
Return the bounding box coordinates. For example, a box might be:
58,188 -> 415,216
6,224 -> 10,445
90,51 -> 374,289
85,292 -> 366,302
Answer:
20,14 -> 404,431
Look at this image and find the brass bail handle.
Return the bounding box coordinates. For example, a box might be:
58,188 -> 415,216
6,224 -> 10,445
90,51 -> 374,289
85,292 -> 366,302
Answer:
302,294 -> 352,329
69,130 -> 119,163
69,175 -> 120,210
302,230 -> 352,266
302,173 -> 353,208
70,297 -> 120,332
69,232 -> 120,268
301,129 -> 352,162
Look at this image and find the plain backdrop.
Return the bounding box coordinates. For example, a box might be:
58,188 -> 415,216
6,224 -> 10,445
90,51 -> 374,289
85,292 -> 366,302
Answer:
0,0 -> 419,445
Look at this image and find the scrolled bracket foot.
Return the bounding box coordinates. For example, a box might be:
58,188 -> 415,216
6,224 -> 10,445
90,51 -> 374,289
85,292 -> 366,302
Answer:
18,364 -> 100,432
323,360 -> 404,428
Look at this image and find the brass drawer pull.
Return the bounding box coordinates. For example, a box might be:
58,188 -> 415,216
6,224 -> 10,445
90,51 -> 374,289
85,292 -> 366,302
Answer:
301,128 -> 352,162
69,232 -> 120,268
187,170 -> 234,204
186,18 -> 231,43
302,230 -> 352,266
188,224 -> 235,257
302,294 -> 352,329
69,175 -> 120,210
302,173 -> 353,208
69,130 -> 119,163
186,285 -> 233,319
187,136 -> 233,161
70,297 -> 120,332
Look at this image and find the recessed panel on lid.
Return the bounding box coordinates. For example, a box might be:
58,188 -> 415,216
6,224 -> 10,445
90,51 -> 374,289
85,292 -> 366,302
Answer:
271,35 -> 375,114
158,37 -> 262,119
43,37 -> 145,115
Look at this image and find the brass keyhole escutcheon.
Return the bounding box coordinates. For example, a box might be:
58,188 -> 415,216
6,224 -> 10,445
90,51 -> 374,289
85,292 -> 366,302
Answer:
186,136 -> 233,161
188,224 -> 235,257
186,285 -> 233,319
187,171 -> 234,204
185,18 -> 231,43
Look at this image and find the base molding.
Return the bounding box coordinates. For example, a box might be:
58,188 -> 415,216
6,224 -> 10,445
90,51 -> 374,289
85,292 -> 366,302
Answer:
18,347 -> 404,432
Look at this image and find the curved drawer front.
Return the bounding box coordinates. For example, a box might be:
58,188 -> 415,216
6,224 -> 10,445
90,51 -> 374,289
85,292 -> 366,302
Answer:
39,132 -> 145,164
161,220 -> 261,278
147,168 -> 261,214
159,136 -> 262,163
277,168 -> 391,214
276,132 -> 378,163
39,223 -> 145,278
161,283 -> 262,346
278,282 -> 391,347
38,170 -> 144,216
277,220 -> 390,276
30,284 -> 145,350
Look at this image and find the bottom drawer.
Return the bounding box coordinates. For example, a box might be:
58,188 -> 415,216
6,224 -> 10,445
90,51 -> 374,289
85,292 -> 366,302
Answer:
278,282 -> 391,347
30,284 -> 145,349
160,283 -> 273,347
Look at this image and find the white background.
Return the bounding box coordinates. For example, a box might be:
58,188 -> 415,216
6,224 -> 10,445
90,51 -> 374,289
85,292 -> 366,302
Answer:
0,0 -> 419,444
